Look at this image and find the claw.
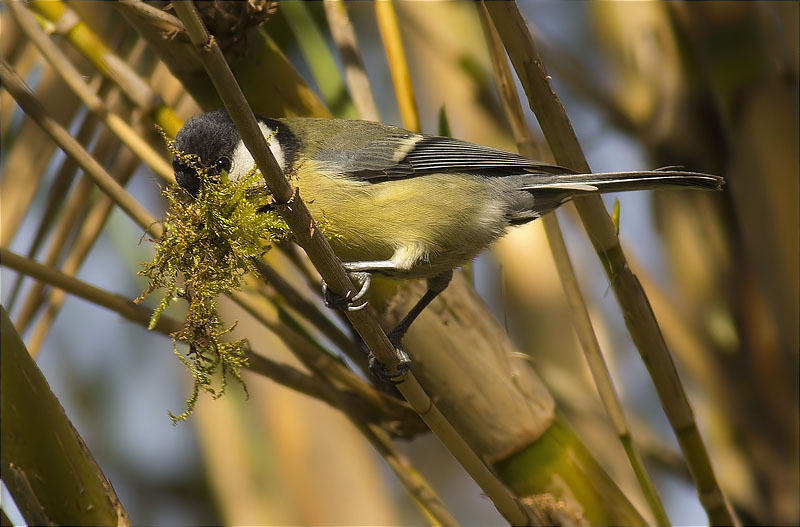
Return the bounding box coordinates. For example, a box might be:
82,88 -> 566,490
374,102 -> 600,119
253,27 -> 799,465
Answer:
368,348 -> 410,384
321,271 -> 371,311
365,330 -> 410,383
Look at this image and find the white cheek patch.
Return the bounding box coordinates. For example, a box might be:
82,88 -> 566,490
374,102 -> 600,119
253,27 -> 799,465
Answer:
228,121 -> 286,181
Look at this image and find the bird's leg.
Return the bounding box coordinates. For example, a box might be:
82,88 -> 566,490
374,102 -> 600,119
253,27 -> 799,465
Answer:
386,270 -> 453,347
365,269 -> 453,381
321,263 -> 453,383
320,259 -> 405,381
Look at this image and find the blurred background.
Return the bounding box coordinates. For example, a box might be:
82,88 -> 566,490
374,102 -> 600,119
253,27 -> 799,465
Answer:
1,1 -> 798,525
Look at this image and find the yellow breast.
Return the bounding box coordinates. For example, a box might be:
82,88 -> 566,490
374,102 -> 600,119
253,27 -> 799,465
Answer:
292,161 -> 508,278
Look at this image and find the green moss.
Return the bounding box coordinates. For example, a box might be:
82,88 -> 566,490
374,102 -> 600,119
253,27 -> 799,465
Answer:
137,136 -> 291,422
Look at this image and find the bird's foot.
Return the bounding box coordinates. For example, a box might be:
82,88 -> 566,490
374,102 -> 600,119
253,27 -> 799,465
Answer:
321,271 -> 371,311
367,339 -> 411,384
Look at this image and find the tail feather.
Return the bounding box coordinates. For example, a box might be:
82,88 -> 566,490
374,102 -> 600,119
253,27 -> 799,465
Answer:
520,169 -> 724,194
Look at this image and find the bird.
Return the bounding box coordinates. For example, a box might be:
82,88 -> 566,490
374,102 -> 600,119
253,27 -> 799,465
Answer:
172,109 -> 723,376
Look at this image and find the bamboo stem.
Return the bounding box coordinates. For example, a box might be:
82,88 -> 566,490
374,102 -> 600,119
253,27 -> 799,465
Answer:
28,0 -> 182,137
280,1 -> 357,119
253,260 -> 371,376
479,6 -> 669,525
0,249 -> 381,420
374,0 -> 419,131
171,2 -> 531,523
0,59 -> 163,240
26,148 -> 142,356
323,0 -> 380,122
5,0 -> 173,182
483,3 -> 735,524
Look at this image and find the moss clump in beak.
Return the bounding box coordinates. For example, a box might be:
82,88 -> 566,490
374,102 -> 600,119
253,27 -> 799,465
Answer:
137,135 -> 291,422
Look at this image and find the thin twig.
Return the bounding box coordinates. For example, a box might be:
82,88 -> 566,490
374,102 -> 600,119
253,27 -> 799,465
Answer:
26,148 -> 142,357
230,291 -> 417,426
5,0 -> 173,182
4,93 -> 103,313
253,260 -> 371,375
274,344 -> 458,526
374,0 -> 418,131
27,0 -> 183,137
323,0 -> 380,122
115,0 -> 185,33
14,161 -> 98,332
171,2 -> 531,524
243,350 -> 330,402
0,249 -> 376,417
1,249 -> 179,335
479,6 -> 671,526
0,49 -> 83,246
12,40 -> 148,337
484,3 -> 735,525
0,59 -> 163,240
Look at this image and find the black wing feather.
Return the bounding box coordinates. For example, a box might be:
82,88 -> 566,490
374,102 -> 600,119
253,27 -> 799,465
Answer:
346,135 -> 567,181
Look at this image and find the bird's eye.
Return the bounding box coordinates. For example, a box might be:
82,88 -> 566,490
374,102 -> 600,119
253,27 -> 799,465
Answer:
215,156 -> 232,175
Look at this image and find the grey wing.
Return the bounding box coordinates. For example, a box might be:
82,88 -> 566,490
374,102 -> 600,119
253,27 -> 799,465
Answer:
317,133 -> 570,181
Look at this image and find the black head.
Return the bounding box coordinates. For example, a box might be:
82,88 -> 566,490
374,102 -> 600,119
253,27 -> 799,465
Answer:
173,109 -> 240,196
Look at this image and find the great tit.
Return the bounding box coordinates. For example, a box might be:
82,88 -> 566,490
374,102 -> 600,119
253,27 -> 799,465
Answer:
173,109 -> 722,373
